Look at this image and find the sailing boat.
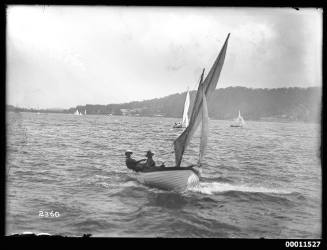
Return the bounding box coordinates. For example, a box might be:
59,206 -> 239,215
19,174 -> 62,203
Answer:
84,110 -> 87,115
230,110 -> 245,127
173,88 -> 190,128
74,109 -> 82,115
134,34 -> 230,192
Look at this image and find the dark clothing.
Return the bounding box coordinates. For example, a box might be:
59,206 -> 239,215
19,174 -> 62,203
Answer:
126,158 -> 138,170
146,158 -> 155,168
126,157 -> 146,172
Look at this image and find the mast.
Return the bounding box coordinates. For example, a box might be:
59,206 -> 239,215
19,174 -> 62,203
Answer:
198,85 -> 209,165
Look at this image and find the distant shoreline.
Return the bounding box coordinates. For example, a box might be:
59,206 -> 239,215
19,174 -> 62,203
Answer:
6,110 -> 320,125
7,86 -> 321,124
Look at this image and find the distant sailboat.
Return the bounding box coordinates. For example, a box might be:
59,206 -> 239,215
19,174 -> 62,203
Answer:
74,110 -> 82,115
230,110 -> 245,127
173,88 -> 190,129
132,33 -> 230,192
84,110 -> 87,115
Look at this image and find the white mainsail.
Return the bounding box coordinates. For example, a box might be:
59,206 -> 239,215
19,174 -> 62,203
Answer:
238,110 -> 245,125
74,110 -> 79,115
181,89 -> 190,127
174,33 -> 230,167
85,110 -> 87,115
233,110 -> 245,126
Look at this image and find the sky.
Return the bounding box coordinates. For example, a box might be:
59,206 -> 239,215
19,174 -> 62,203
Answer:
7,6 -> 322,109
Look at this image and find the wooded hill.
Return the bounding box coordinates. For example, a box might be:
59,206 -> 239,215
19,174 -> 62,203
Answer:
74,86 -> 321,122
8,86 -> 322,123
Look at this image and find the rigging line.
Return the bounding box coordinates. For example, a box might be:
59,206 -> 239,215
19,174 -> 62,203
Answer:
160,150 -> 175,155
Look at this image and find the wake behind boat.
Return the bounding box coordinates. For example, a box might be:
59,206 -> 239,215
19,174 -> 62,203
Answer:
125,33 -> 230,192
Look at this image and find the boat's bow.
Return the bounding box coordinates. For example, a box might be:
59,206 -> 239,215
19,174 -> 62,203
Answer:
136,168 -> 199,192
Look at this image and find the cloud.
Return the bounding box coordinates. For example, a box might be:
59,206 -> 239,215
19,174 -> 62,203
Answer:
6,6 -> 322,108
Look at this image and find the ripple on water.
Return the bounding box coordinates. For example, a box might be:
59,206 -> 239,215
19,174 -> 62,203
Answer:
6,113 -> 321,237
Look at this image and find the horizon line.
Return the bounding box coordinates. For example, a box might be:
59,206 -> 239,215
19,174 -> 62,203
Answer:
7,85 -> 321,110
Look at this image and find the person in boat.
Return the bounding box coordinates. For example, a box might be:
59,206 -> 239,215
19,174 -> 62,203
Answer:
125,150 -> 146,172
144,150 -> 165,169
173,122 -> 181,128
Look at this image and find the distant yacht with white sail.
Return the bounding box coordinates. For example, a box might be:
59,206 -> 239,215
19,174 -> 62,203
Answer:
74,110 -> 82,115
230,110 -> 245,127
173,88 -> 190,129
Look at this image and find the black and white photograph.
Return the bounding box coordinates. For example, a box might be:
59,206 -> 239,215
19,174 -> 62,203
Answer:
6,6 -> 322,238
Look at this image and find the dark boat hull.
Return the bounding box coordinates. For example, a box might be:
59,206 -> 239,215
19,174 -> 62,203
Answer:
173,125 -> 185,129
230,124 -> 243,127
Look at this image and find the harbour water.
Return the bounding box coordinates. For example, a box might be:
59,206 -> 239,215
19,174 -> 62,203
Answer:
6,112 -> 321,238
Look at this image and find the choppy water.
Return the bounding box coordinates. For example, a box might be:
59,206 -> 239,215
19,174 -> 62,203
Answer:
6,112 -> 321,238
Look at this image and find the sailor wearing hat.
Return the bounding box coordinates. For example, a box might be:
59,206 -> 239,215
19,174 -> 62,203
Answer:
125,150 -> 146,172
145,150 -> 155,168
145,150 -> 165,169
